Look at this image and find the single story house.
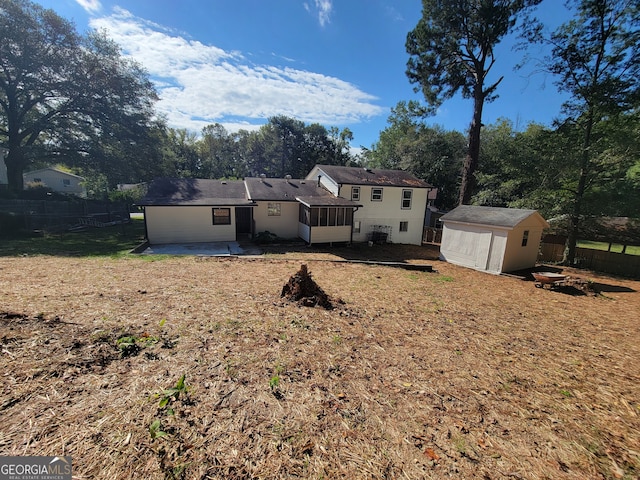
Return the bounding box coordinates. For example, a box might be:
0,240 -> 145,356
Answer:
23,167 -> 87,197
244,175 -> 361,244
140,175 -> 362,246
138,178 -> 255,244
439,205 -> 549,274
139,165 -> 434,246
307,165 -> 436,245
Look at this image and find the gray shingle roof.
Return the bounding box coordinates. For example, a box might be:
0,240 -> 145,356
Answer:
440,205 -> 547,228
244,177 -> 359,206
139,178 -> 253,206
311,165 -> 433,188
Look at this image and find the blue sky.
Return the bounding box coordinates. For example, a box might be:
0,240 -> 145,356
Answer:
35,0 -> 570,153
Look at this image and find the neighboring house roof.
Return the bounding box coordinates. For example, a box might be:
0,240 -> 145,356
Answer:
244,177 -> 361,206
24,167 -> 85,180
117,182 -> 147,191
311,165 -> 433,188
441,205 -> 549,229
139,178 -> 254,206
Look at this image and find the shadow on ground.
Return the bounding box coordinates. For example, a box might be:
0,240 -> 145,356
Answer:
261,242 -> 442,263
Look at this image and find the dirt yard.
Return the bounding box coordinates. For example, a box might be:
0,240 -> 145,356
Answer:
1,246 -> 638,479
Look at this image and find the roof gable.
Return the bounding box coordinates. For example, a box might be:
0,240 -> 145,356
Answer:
309,165 -> 432,188
441,205 -> 549,229
140,178 -> 251,206
24,167 -> 84,180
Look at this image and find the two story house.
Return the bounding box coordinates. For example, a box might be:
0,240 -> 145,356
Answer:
139,165 -> 435,246
307,165 -> 436,245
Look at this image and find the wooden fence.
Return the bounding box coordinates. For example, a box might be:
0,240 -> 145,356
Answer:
423,227 -> 442,244
539,243 -> 640,278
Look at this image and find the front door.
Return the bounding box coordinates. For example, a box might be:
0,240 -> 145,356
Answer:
235,207 -> 252,237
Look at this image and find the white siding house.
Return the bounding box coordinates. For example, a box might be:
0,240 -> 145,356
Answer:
23,167 -> 87,197
139,178 -> 255,245
306,165 -> 435,246
244,176 -> 360,244
140,166 -> 435,247
439,205 -> 549,274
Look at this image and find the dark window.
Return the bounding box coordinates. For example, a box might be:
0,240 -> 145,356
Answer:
371,188 -> 383,201
522,230 -> 529,247
402,189 -> 412,209
351,187 -> 360,201
212,208 -> 231,225
399,221 -> 408,232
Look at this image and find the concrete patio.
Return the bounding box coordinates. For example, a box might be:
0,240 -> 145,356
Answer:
139,241 -> 263,256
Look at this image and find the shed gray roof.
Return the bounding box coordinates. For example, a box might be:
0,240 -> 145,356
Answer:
139,178 -> 254,206
311,165 -> 433,188
440,205 -> 548,228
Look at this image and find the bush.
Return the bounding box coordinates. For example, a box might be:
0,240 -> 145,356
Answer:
253,231 -> 280,244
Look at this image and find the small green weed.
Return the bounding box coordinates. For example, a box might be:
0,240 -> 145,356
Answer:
149,419 -> 168,440
153,374 -> 189,416
269,375 -> 280,391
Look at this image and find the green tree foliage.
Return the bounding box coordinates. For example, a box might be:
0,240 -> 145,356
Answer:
406,0 -> 541,205
474,120 -> 560,210
367,101 -> 465,209
165,117 -> 355,181
524,0 -> 640,263
162,128 -> 202,178
199,124 -> 244,179
0,0 -> 159,191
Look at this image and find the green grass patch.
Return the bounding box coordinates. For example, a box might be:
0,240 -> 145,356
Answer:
577,240 -> 640,256
0,219 -> 146,257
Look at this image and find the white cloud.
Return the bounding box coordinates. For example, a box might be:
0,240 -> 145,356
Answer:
314,0 -> 333,27
303,0 -> 333,28
89,8 -> 383,134
75,0 -> 101,14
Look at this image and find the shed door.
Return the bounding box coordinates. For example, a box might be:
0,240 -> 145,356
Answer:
475,231 -> 493,270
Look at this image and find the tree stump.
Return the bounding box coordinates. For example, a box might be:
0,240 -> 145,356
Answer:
281,264 -> 333,309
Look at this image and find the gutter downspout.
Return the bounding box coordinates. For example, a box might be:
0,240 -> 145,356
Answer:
350,206 -> 360,244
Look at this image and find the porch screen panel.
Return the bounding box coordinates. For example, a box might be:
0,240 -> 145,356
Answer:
329,208 -> 337,226
345,208 -> 353,225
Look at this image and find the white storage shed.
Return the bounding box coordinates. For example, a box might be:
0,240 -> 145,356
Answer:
439,205 -> 549,274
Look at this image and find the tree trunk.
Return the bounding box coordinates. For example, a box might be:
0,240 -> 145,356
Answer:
4,147 -> 25,192
563,110 -> 594,265
459,88 -> 484,205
